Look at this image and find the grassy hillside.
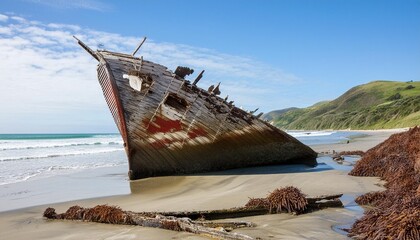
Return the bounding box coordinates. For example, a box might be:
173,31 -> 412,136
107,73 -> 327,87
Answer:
266,80 -> 420,130
262,107 -> 298,121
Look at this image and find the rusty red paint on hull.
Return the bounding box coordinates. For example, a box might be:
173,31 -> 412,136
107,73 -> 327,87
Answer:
187,127 -> 208,139
143,116 -> 183,134
151,138 -> 174,148
142,115 -> 209,149
89,49 -> 318,180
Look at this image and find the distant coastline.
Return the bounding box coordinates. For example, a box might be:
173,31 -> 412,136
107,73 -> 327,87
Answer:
265,80 -> 420,130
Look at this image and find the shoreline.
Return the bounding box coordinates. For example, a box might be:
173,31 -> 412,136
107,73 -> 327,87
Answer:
0,129 -> 404,239
311,128 -> 406,153
286,127 -> 409,132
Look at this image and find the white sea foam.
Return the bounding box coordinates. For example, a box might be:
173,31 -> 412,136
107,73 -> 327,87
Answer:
287,131 -> 336,138
0,148 -> 124,162
0,142 -> 121,151
0,134 -> 126,185
0,137 -> 123,151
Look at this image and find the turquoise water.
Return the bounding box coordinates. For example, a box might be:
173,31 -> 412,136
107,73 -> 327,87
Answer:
287,130 -> 364,146
0,133 -> 118,140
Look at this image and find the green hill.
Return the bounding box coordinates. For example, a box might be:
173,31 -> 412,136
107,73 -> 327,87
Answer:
262,107 -> 299,121
266,80 -> 420,130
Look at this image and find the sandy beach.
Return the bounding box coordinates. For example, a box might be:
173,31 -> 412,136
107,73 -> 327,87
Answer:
0,130 -> 404,240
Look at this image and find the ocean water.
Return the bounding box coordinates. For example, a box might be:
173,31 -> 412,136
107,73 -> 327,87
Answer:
0,131 -> 359,186
0,134 -> 126,185
287,130 -> 363,146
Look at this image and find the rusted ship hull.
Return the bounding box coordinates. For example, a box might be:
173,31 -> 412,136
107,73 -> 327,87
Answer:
79,39 -> 317,180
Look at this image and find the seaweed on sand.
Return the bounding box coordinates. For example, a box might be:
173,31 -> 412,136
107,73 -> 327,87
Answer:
43,205 -> 254,240
63,205 -> 84,220
43,205 -> 134,225
245,186 -> 308,214
267,186 -> 308,214
350,196 -> 420,240
43,187 -> 342,240
348,127 -> 420,240
82,205 -> 134,224
338,150 -> 365,156
244,197 -> 269,209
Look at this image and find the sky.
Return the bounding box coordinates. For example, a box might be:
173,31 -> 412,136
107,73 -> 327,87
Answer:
0,0 -> 419,133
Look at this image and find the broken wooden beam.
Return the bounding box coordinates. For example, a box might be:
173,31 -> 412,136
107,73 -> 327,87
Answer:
193,70 -> 205,85
147,193 -> 343,220
43,187 -> 343,239
143,207 -> 269,220
43,193 -> 343,239
132,37 -> 147,56
250,108 -> 259,114
73,36 -> 99,61
213,82 -> 221,95
306,193 -> 343,203
44,206 -> 254,240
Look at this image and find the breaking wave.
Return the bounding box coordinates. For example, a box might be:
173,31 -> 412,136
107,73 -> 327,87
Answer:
0,148 -> 124,162
287,131 -> 336,138
0,141 -> 122,151
0,134 -> 126,185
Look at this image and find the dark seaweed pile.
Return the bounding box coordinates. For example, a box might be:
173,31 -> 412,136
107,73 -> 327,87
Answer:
244,197 -> 269,209
246,186 -> 307,214
348,127 -> 420,240
43,205 -> 135,225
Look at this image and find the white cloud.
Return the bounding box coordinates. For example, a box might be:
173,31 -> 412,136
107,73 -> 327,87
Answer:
10,16 -> 26,22
0,13 -> 301,133
0,27 -> 12,35
0,14 -> 8,22
25,0 -> 111,12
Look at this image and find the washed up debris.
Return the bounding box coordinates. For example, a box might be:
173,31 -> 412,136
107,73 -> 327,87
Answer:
338,150 -> 365,157
353,191 -> 387,206
330,150 -> 365,165
246,187 -> 342,215
348,127 -> 420,240
332,154 -> 345,163
44,205 -> 254,240
349,196 -> 420,240
43,187 -> 343,240
265,186 -> 307,214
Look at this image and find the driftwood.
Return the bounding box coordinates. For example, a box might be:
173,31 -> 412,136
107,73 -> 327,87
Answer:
129,214 -> 255,240
43,187 -> 343,240
151,193 -> 343,221
44,206 -> 254,240
43,194 -> 343,239
143,200 -> 343,221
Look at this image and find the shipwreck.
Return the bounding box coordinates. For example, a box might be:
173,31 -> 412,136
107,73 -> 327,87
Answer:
75,36 -> 317,180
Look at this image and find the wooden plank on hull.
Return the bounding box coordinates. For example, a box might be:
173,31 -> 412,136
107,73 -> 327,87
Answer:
93,50 -> 317,179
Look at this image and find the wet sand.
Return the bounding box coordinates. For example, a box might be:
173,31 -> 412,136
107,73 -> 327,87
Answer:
312,128 -> 407,153
0,130 -> 403,240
